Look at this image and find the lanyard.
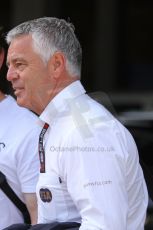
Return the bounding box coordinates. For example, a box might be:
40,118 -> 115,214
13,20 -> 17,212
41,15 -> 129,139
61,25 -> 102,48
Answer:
39,123 -> 49,173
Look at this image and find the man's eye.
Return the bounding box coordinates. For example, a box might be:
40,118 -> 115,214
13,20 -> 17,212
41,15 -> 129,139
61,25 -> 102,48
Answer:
16,63 -> 22,67
16,63 -> 25,70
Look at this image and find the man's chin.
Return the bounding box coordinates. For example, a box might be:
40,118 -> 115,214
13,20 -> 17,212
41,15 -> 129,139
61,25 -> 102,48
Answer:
16,97 -> 29,109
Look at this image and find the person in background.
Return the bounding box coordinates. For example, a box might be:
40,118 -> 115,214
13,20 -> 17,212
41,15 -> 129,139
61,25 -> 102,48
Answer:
6,17 -> 148,230
0,29 -> 40,229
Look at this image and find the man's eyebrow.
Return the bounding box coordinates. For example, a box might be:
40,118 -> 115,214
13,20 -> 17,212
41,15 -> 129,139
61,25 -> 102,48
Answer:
6,57 -> 25,66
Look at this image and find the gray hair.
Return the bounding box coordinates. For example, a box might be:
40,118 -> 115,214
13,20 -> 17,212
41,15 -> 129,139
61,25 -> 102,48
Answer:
6,17 -> 82,77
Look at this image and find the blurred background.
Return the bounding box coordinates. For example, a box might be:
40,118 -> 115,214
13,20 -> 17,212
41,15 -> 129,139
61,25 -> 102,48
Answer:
1,0 -> 153,94
1,0 -> 153,228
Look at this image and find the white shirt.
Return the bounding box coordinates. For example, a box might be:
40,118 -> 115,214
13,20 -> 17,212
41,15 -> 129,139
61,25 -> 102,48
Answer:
0,95 -> 40,229
37,81 -> 148,230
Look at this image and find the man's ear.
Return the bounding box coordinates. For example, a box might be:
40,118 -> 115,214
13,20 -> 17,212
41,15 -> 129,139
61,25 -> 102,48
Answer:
48,52 -> 66,79
0,48 -> 5,69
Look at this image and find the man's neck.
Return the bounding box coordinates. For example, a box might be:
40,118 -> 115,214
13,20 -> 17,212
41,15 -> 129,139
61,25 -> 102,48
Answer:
0,92 -> 6,102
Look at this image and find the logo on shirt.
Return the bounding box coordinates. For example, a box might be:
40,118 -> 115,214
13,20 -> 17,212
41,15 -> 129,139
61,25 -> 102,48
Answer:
0,142 -> 5,152
39,188 -> 52,203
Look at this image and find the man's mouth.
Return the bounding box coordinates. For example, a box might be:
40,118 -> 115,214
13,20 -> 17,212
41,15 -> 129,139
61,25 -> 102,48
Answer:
13,87 -> 24,96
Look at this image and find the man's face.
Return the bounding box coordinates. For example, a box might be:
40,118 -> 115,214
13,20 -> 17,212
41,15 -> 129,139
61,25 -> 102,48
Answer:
7,35 -> 52,114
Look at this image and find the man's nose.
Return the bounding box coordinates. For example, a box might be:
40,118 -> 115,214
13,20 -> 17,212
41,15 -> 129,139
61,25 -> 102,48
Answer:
7,67 -> 18,82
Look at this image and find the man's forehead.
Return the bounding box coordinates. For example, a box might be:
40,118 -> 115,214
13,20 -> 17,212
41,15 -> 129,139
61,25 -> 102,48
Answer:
6,54 -> 24,66
7,36 -> 32,55
7,43 -> 29,65
8,35 -> 32,49
7,53 -> 25,61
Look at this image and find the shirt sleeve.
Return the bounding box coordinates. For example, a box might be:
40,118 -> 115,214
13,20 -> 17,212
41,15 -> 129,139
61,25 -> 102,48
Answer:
124,128 -> 148,229
60,124 -> 147,230
16,127 -> 40,193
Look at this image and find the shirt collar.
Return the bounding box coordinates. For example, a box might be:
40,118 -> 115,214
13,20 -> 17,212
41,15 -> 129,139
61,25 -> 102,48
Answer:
39,80 -> 86,126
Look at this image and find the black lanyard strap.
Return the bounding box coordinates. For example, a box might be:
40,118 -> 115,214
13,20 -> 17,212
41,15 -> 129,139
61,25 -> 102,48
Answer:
39,123 -> 49,173
0,171 -> 31,224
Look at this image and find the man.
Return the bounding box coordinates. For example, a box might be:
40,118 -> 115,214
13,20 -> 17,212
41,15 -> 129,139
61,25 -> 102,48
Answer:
0,31 -> 40,228
6,17 -> 148,229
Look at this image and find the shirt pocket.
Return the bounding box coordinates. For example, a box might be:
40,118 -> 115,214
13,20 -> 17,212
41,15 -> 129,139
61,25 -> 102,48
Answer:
36,171 -> 68,223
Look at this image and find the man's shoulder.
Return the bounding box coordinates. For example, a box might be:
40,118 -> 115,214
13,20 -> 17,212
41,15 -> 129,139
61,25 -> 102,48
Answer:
7,95 -> 38,120
4,95 -> 40,134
